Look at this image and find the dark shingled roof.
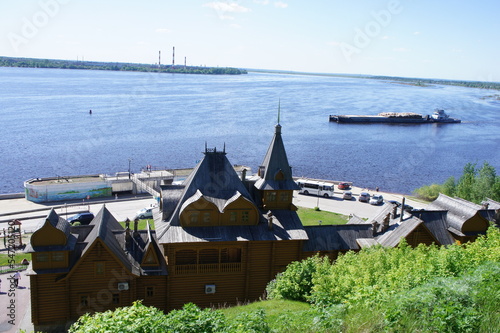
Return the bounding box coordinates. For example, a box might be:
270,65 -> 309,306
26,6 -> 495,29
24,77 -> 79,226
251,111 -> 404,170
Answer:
411,210 -> 456,245
158,209 -> 307,244
426,193 -> 484,232
375,217 -> 431,248
303,224 -> 373,251
158,150 -> 255,230
156,148 -> 304,244
81,206 -> 142,275
46,208 -> 71,237
254,124 -> 299,191
25,209 -> 77,253
485,198 -> 500,209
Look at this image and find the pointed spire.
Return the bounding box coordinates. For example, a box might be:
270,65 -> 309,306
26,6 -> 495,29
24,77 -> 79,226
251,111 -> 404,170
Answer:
277,99 -> 281,125
275,100 -> 282,134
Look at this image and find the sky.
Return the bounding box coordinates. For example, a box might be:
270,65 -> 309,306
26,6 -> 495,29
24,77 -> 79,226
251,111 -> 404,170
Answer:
1,0 -> 499,81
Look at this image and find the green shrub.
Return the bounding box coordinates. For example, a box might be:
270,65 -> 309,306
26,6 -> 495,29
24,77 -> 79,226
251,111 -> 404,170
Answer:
69,301 -> 168,333
266,255 -> 330,302
165,303 -> 226,333
225,309 -> 270,333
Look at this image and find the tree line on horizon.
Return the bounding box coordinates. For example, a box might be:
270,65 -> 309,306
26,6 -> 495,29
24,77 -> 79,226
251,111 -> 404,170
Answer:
0,56 -> 247,75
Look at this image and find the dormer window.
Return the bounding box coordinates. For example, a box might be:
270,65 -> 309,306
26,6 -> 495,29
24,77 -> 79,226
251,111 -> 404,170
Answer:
190,212 -> 199,224
36,253 -> 49,262
242,211 -> 249,223
203,212 -> 211,223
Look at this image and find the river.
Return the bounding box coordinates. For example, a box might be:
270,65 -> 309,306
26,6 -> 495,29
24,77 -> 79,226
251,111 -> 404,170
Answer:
0,67 -> 498,194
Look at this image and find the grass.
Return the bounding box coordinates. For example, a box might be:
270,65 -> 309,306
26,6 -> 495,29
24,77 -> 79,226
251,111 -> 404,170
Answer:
221,299 -> 311,320
297,206 -> 349,226
119,219 -> 155,230
0,252 -> 31,266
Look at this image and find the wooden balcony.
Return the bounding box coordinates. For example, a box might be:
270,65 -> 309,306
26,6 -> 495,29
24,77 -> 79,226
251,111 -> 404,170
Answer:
174,262 -> 241,275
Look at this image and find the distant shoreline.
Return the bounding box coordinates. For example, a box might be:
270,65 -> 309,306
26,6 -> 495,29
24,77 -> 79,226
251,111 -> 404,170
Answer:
0,56 -> 247,75
2,56 -> 499,89
246,68 -> 500,90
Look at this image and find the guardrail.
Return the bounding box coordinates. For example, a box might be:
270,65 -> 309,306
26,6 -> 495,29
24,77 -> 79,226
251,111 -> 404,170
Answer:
0,264 -> 27,274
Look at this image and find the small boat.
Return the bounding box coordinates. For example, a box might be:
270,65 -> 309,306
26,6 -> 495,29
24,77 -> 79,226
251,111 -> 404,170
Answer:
329,109 -> 461,124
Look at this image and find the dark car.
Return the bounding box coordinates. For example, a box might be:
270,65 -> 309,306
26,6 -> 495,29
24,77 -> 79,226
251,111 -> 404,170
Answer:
358,192 -> 371,202
387,200 -> 413,212
338,182 -> 351,190
67,212 -> 94,225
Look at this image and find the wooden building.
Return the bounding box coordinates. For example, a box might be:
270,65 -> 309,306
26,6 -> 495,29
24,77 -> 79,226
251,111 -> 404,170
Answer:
26,122 -> 309,331
25,122 -> 499,331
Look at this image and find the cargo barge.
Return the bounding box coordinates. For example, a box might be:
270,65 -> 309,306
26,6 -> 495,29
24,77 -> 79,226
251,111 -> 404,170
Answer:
329,109 -> 461,124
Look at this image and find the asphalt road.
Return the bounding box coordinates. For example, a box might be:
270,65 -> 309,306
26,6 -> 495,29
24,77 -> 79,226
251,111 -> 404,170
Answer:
0,188 -> 424,232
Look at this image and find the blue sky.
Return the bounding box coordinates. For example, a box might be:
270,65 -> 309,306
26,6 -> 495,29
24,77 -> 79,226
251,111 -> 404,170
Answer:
1,0 -> 499,81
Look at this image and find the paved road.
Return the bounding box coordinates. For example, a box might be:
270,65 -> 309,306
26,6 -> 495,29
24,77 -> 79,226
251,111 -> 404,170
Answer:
0,195 -> 157,233
0,271 -> 32,333
0,188 -> 424,232
293,187 -> 423,219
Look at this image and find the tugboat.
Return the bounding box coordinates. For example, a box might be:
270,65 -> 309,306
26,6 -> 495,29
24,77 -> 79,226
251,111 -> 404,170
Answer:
329,109 -> 461,124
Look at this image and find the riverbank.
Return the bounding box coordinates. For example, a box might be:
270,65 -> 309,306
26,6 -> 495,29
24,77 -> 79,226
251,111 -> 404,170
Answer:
0,56 -> 247,75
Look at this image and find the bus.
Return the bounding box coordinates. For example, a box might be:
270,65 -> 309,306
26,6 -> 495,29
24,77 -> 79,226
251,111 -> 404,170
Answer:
296,179 -> 335,198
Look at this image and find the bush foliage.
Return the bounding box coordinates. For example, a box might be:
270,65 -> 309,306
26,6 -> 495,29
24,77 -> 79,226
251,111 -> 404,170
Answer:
414,161 -> 500,202
70,228 -> 500,332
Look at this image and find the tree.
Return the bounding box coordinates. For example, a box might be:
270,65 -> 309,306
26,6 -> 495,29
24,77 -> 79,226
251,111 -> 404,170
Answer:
473,162 -> 499,202
442,176 -> 456,197
456,163 -> 477,201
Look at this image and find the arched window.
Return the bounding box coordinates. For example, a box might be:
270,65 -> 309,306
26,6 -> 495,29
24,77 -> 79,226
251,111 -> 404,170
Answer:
274,169 -> 285,180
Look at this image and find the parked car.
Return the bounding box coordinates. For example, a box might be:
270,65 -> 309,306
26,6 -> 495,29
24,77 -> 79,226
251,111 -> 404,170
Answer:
67,212 -> 94,225
358,192 -> 371,202
342,191 -> 353,200
338,182 -> 351,190
135,207 -> 154,219
387,200 -> 413,211
369,194 -> 384,205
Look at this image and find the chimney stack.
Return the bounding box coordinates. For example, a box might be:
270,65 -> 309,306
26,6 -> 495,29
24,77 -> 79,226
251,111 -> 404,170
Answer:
267,212 -> 273,231
400,197 -> 406,222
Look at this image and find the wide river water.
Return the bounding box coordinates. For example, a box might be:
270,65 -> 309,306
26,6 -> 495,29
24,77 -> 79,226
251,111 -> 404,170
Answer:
0,67 -> 499,195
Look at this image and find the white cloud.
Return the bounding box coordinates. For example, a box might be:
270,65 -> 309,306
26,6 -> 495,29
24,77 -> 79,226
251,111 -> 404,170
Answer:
230,23 -> 242,29
203,1 -> 251,13
381,35 -> 389,40
204,1 -> 251,21
413,31 -> 420,35
274,1 -> 288,8
155,28 -> 171,34
253,0 -> 269,4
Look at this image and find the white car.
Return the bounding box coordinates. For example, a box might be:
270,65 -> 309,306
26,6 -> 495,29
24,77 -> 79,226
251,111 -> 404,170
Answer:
134,207 -> 154,219
369,194 -> 384,205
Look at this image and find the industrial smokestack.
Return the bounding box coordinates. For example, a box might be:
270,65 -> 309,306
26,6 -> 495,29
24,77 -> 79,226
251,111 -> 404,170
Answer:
158,50 -> 161,67
172,46 -> 175,66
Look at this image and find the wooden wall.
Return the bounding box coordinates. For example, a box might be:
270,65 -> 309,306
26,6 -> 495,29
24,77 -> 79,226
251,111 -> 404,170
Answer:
406,224 -> 439,247
30,273 -> 69,326
68,241 -> 133,318
163,239 -> 302,310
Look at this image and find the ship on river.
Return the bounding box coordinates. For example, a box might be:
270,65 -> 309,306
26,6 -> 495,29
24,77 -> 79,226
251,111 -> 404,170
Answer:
329,109 -> 461,124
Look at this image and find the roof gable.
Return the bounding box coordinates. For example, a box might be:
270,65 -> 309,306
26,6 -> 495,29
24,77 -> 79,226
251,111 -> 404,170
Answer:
427,194 -> 489,233
255,124 -> 299,191
160,148 -> 257,226
29,209 -> 73,250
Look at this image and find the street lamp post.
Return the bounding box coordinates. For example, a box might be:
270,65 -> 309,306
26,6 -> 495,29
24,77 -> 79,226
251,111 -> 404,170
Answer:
128,158 -> 132,179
